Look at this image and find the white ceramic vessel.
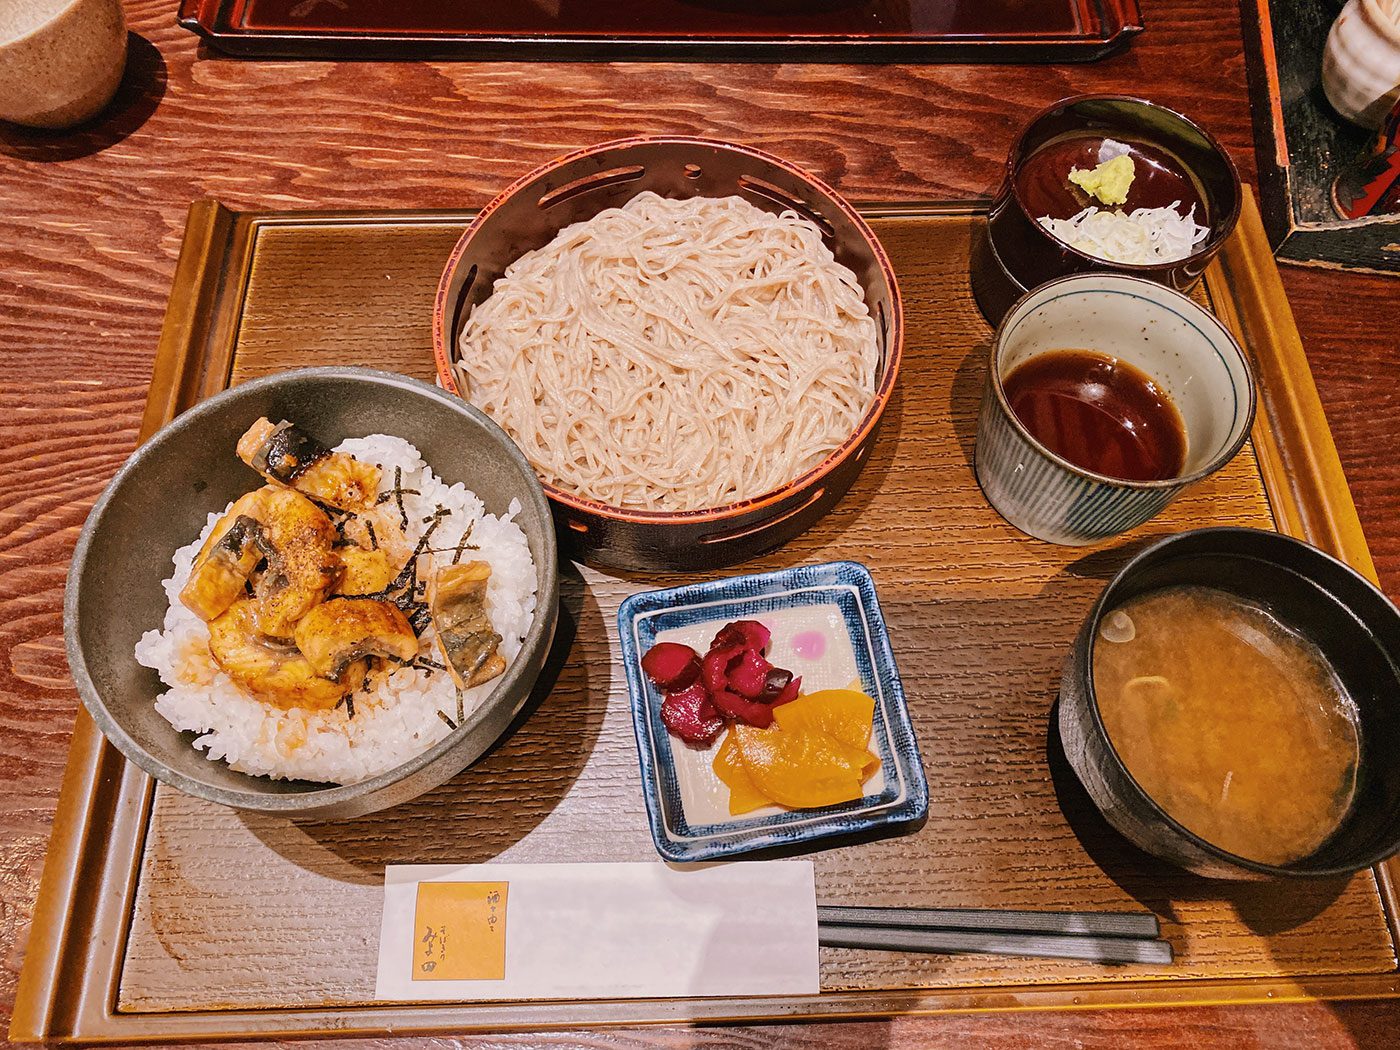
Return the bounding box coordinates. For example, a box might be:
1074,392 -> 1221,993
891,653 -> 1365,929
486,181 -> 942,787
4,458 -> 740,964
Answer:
1323,0 -> 1400,130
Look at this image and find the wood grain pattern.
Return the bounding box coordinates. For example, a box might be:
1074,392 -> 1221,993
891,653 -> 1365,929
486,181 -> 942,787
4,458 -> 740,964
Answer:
112,213 -> 1394,1018
4,0 -> 1400,1044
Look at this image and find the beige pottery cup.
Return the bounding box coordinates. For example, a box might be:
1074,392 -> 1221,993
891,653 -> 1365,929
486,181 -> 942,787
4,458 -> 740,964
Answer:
0,0 -> 127,128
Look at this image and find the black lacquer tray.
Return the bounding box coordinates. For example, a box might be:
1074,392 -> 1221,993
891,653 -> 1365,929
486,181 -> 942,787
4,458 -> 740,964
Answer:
176,0 -> 1142,63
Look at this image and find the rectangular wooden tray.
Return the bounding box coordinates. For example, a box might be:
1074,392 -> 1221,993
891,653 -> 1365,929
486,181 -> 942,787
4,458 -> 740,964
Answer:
13,193 -> 1400,1043
175,0 -> 1142,63
1241,0 -> 1400,274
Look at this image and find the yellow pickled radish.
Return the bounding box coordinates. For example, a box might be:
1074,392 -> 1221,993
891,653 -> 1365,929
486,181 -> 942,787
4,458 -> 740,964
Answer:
731,722 -> 868,809
712,729 -> 771,815
773,687 -> 877,750
712,686 -> 882,812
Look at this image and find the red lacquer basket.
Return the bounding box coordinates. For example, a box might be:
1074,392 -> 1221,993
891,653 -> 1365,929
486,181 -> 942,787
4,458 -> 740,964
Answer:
433,136 -> 903,573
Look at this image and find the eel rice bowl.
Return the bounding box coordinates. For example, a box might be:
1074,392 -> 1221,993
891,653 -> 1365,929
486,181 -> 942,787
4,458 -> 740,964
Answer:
136,431 -> 537,785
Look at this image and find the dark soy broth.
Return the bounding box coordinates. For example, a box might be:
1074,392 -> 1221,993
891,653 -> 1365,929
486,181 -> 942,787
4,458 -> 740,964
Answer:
1017,132 -> 1206,225
1093,586 -> 1360,867
1002,349 -> 1186,481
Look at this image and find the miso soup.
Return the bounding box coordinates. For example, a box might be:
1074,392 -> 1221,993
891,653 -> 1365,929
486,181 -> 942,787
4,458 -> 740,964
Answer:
1092,586 -> 1359,866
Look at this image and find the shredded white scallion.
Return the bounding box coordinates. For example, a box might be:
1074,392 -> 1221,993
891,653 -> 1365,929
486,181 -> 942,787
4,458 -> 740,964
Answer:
1036,202 -> 1210,265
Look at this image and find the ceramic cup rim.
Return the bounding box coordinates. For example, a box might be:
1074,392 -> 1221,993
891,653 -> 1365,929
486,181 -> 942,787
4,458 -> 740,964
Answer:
987,272 -> 1257,491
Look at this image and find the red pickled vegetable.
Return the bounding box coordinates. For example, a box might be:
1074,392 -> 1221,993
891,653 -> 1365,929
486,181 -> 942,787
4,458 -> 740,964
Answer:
641,641 -> 701,691
652,618 -> 801,744
771,674 -> 802,707
728,646 -> 775,699
733,619 -> 771,652
711,688 -> 775,728
759,667 -> 794,702
661,682 -> 725,743
712,619 -> 770,653
702,644 -> 740,694
709,622 -> 748,652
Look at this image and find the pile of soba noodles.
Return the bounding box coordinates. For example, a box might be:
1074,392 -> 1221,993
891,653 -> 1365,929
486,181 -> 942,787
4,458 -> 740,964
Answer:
454,192 -> 879,512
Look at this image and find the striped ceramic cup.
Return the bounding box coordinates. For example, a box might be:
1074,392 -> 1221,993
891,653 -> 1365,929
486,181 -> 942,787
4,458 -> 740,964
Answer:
974,273 -> 1256,545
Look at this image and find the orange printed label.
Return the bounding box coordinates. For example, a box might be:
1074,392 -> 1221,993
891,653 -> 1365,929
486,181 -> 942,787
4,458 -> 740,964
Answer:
411,881 -> 508,981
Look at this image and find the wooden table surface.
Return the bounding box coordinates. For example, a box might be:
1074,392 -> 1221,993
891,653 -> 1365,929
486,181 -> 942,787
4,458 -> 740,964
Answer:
2,0 -> 1398,1047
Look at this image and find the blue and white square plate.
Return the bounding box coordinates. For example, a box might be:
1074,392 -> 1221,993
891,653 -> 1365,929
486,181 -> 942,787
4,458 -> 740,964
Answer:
619,561 -> 928,863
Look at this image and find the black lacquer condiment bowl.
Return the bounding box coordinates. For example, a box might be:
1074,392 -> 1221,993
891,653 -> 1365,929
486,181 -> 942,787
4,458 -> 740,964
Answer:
975,95 -> 1242,322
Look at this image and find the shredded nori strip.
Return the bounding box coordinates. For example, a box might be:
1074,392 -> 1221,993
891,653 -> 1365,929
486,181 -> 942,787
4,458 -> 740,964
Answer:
327,507 -> 359,547
437,710 -> 457,731
375,466 -> 420,532
451,521 -> 475,564
335,505 -> 448,641
345,693 -> 355,719
456,689 -> 465,725
365,518 -> 378,551
411,509 -> 447,559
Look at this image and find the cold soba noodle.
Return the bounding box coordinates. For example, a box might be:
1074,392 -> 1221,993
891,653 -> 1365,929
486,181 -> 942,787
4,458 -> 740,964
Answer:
454,192 -> 879,512
1093,586 -> 1359,866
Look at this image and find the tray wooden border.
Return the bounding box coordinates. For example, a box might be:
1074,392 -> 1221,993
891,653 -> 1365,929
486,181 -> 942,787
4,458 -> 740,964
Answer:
13,191 -> 1400,1044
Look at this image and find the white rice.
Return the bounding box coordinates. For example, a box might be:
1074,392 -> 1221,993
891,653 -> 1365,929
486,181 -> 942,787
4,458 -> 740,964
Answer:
134,435 -> 537,785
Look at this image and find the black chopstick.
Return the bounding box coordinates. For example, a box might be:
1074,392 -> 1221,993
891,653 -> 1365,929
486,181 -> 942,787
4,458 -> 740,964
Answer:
817,906 -> 1172,965
818,905 -> 1161,939
819,924 -> 1173,965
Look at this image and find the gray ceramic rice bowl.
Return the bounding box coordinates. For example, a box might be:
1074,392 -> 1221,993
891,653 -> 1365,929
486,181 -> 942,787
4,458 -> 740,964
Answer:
65,367 -> 559,820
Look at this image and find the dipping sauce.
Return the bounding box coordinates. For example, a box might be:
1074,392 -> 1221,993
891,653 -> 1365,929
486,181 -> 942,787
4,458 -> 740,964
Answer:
1093,586 -> 1359,866
1002,349 -> 1186,482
